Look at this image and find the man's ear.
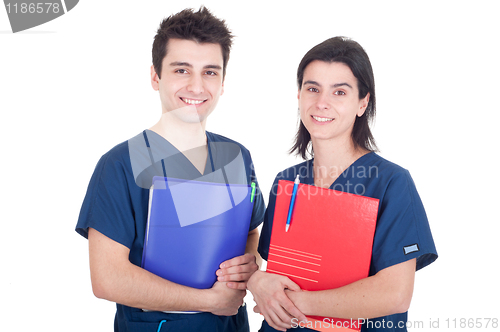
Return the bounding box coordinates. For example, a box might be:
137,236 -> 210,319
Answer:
220,80 -> 225,96
151,65 -> 160,91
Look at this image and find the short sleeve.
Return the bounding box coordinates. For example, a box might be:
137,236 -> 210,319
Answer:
250,186 -> 265,231
370,170 -> 437,274
258,175 -> 280,260
76,147 -> 137,249
247,153 -> 265,231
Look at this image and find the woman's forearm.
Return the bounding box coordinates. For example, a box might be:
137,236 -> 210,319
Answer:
287,258 -> 416,319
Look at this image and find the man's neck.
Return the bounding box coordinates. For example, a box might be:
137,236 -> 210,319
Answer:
149,111 -> 207,152
149,111 -> 209,174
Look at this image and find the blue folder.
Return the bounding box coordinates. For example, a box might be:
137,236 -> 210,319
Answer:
141,176 -> 254,289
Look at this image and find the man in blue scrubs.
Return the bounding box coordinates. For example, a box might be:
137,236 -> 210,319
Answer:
76,7 -> 265,332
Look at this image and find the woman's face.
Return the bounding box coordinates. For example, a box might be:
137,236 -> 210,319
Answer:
298,60 -> 369,146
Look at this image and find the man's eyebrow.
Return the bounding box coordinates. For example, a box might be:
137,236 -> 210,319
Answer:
204,64 -> 222,70
331,82 -> 353,89
169,62 -> 222,70
169,61 -> 192,67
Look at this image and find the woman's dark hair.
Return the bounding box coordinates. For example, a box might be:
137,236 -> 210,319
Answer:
152,6 -> 233,79
290,37 -> 378,159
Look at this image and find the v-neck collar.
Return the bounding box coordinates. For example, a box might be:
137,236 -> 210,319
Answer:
143,129 -> 215,177
307,152 -> 375,189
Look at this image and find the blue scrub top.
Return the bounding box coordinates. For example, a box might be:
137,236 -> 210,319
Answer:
76,130 -> 265,332
258,152 -> 438,332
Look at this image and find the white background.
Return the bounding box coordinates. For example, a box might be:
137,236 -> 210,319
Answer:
1,0 -> 499,331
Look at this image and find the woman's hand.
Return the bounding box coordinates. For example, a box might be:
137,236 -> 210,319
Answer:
216,253 -> 259,289
247,270 -> 308,331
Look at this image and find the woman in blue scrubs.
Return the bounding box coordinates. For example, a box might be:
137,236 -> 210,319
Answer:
245,37 -> 438,332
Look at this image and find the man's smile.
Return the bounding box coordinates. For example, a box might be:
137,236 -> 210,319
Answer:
180,97 -> 207,105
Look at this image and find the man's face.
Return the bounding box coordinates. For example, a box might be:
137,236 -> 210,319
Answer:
151,38 -> 225,125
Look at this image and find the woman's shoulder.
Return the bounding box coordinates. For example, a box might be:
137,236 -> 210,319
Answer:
361,152 -> 411,177
274,160 -> 312,182
359,153 -> 422,198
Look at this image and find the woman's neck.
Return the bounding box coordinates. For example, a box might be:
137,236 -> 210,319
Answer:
312,137 -> 369,188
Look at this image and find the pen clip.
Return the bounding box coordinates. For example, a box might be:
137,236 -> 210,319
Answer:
286,175 -> 300,232
250,182 -> 256,203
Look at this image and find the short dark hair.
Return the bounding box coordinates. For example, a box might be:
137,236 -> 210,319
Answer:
291,37 -> 378,159
152,6 -> 233,79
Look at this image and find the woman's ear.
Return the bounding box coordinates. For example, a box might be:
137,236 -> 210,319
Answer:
358,92 -> 370,117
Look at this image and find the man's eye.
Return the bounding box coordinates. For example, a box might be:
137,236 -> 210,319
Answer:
334,90 -> 346,95
307,87 -> 319,93
175,69 -> 188,74
205,71 -> 217,76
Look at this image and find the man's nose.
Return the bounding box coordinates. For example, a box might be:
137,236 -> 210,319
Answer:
187,74 -> 204,94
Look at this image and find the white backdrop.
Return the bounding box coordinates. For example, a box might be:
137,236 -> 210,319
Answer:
1,1 -> 499,331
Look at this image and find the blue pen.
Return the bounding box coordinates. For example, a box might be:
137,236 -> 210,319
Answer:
286,174 -> 300,232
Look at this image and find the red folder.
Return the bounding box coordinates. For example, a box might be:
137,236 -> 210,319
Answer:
266,180 -> 379,331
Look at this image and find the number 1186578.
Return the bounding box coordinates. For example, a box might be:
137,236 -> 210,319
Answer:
6,3 -> 60,14
445,318 -> 498,329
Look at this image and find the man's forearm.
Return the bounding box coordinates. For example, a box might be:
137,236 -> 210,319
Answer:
89,227 -> 242,314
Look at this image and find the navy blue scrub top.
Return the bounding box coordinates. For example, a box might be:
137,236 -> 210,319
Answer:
76,130 -> 265,332
258,152 -> 438,332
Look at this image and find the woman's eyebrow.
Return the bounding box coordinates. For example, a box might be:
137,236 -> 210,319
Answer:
303,80 -> 320,87
303,81 -> 353,89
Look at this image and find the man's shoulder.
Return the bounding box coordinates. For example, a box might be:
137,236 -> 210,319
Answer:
98,139 -> 131,164
206,131 -> 253,161
92,136 -> 141,177
207,131 -> 249,151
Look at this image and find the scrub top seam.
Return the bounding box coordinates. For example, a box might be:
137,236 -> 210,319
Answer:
85,151 -> 112,237
405,170 -> 423,256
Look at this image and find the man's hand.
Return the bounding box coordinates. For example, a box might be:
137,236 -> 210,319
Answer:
208,281 -> 246,316
247,270 -> 308,332
216,253 -> 259,290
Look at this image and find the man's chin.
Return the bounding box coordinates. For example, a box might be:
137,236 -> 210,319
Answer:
168,106 -> 205,123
